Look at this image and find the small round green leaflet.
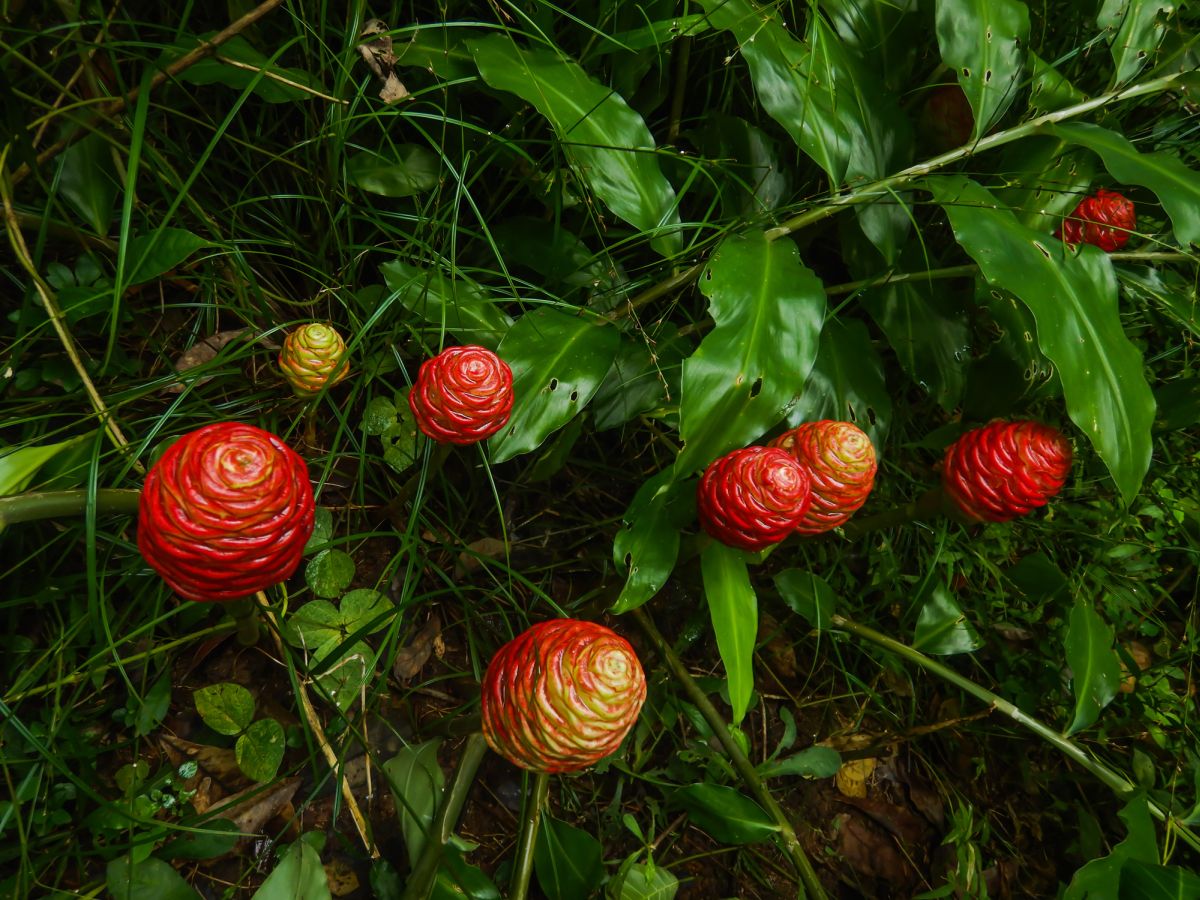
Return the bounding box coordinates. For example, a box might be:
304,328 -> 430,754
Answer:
193,683 -> 254,736
236,718 -> 285,783
304,549 -> 355,598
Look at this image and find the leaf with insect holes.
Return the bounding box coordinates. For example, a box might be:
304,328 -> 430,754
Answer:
611,470 -> 696,614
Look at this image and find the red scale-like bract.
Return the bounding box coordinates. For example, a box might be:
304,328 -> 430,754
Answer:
409,346 -> 514,445
481,619 -> 646,774
697,446 -> 812,551
941,420 -> 1072,523
138,423 -> 315,602
771,421 -> 877,535
1056,189 -> 1136,252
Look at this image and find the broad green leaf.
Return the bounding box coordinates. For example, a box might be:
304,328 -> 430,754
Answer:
106,855 -> 199,900
193,683 -> 254,736
284,591 -> 394,657
251,836 -> 332,900
1045,122 -> 1200,247
362,397 -> 398,436
468,35 -> 681,257
590,14 -> 711,55
1027,50 -> 1086,115
534,815 -> 605,900
1064,597 -> 1121,735
340,589 -> 395,635
159,820 -> 239,860
671,784 -> 779,844
701,542 -> 757,725
0,434 -> 88,496
774,569 -> 838,631
786,317 -> 890,452
1153,378 -> 1200,432
912,582 -> 983,655
304,510 -> 333,558
1120,860 -> 1200,898
935,0 -> 1030,140
314,640 -> 375,714
1118,266 -> 1200,340
167,34 -> 328,103
125,229 -> 209,286
379,260 -> 512,349
135,671 -> 172,738
488,308 -> 620,463
304,549 -> 355,599
1065,795 -> 1158,899
688,114 -> 792,217
236,718 -> 285,782
674,233 -> 825,477
613,861 -> 679,900
593,328 -> 689,432
819,0 -> 920,87
758,746 -> 842,779
57,135 -> 117,233
434,845 -> 501,899
491,217 -> 625,301
346,146 -> 441,198
1006,553 -> 1069,602
611,471 -> 696,614
383,739 -> 445,868
928,174 -> 1155,506
395,26 -> 480,81
1097,0 -> 1175,86
995,139 -> 1097,246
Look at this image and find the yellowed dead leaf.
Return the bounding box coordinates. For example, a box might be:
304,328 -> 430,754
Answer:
455,537 -> 508,579
393,613 -> 442,681
835,757 -> 877,798
210,777 -> 301,837
357,19 -> 409,103
325,858 -> 361,897
167,328 -> 255,393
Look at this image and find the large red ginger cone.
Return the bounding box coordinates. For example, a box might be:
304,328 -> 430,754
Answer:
279,323 -> 351,397
771,420 -> 877,535
408,345 -> 514,445
941,420 -> 1072,523
138,423 -> 314,602
697,446 -> 812,552
1056,188 -> 1136,252
481,619 -> 646,774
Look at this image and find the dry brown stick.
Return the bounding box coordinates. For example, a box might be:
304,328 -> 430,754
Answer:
255,592 -> 380,859
10,0 -> 286,186
1,151 -> 143,472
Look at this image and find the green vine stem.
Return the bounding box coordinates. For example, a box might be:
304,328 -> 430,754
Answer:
840,488 -> 951,540
0,489 -> 141,529
225,598 -> 261,647
509,770 -> 550,900
632,608 -> 828,900
402,732 -> 490,900
830,614 -> 1200,854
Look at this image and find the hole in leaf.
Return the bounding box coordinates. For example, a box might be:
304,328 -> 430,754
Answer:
549,378 -> 559,391
569,390 -> 578,402
867,407 -> 877,426
749,377 -> 763,398
624,553 -> 633,568
984,69 -> 992,83
962,67 -> 970,78
1033,241 -> 1051,259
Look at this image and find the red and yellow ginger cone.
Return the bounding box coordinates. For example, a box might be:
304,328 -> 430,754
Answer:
279,323 -> 351,397
138,423 -> 315,601
408,345 -> 514,445
696,446 -> 812,552
1056,189 -> 1136,252
481,619 -> 647,774
941,420 -> 1072,523
771,420 -> 877,535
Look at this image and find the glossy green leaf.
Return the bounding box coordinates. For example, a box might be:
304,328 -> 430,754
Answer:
671,784 -> 779,844
996,140 -> 1097,247
379,260 -> 512,349
433,845 -> 501,899
57,135 -> 117,233
590,14 -> 711,55
758,746 -> 842,779
159,820 -> 239,861
786,317 -> 890,451
383,739 -> 445,868
611,471 -> 696,614
774,569 -> 837,632
674,233 -> 825,477
1027,51 -> 1086,115
135,670 -> 173,738
468,35 -> 681,257
106,855 -> 199,900
283,590 -> 394,657
912,582 -> 983,655
0,435 -> 88,497
395,26 -> 480,81
362,397 -> 398,436
819,0 -> 920,87
1119,266 -> 1200,340
488,308 -> 620,463
1064,795 -> 1157,899
491,217 -> 624,300
688,114 -> 792,217
1120,860 -> 1200,898
1097,0 -> 1174,86
251,836 -> 332,900
1153,378 -> 1200,432
1065,597 -> 1121,736
534,815 -> 604,900
236,718 -> 285,783
701,542 -> 757,725
193,683 -> 254,736
613,861 -> 679,900
928,174 -> 1155,506
1045,122 -> 1200,247
935,0 -> 1030,139
313,640 -> 374,714
125,228 -> 209,286
345,146 -> 441,197
593,328 -> 689,432
167,34 -> 327,103
304,549 -> 356,599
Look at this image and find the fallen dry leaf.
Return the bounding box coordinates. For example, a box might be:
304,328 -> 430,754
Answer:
167,328 -> 280,393
833,811 -> 916,888
159,734 -> 243,784
393,613 -> 442,681
455,537 -> 508,579
210,777 -> 301,837
835,757 -> 877,798
357,19 -> 408,103
324,857 -> 361,897
758,612 -> 797,679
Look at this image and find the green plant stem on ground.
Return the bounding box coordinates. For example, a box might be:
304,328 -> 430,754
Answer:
509,770 -> 550,900
0,488 -> 141,528
831,614 -> 1200,854
840,488 -> 951,540
633,608 -> 828,900
401,732 -> 490,900
224,598 -> 261,646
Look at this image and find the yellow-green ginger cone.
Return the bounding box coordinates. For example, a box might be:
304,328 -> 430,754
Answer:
279,323 -> 350,397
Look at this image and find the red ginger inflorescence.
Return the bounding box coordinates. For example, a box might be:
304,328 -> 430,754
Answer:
770,420 -> 877,535
279,323 -> 351,397
941,420 -> 1072,523
697,446 -> 812,552
481,619 -> 647,774
408,345 -> 514,445
138,423 -> 315,602
1056,188 -> 1136,252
